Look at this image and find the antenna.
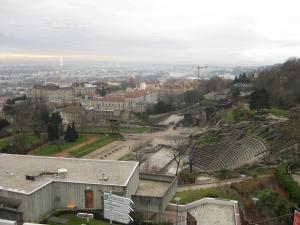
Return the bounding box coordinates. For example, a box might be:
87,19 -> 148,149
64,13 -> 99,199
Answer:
59,58 -> 64,70
197,66 -> 208,80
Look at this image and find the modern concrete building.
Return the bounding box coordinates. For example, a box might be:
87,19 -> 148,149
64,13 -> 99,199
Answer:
0,155 -> 139,222
132,173 -> 177,213
166,198 -> 241,225
0,154 -> 177,223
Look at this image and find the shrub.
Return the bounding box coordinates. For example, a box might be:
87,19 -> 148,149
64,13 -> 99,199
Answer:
274,164 -> 300,203
231,179 -> 264,195
257,190 -> 293,223
178,170 -> 197,184
215,169 -> 231,179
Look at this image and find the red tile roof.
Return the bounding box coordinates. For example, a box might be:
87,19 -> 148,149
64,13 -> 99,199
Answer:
125,90 -> 147,98
101,96 -> 125,102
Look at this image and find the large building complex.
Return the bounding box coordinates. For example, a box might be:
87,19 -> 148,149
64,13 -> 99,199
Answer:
0,154 -> 177,223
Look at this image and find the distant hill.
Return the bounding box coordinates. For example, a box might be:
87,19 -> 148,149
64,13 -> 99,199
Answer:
255,58 -> 300,109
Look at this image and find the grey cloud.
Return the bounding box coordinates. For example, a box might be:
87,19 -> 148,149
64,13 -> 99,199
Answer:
1,0 -> 300,64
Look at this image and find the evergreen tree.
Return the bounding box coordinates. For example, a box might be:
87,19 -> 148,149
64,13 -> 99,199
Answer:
64,124 -> 73,142
250,88 -> 270,112
109,120 -> 120,133
0,119 -> 9,131
152,101 -> 175,114
47,112 -> 63,141
32,102 -> 49,138
71,122 -> 79,140
64,122 -> 78,142
234,76 -> 238,83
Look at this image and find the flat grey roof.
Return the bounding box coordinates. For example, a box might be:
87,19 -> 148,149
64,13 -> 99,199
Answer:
0,154 -> 138,194
189,204 -> 236,225
134,179 -> 171,197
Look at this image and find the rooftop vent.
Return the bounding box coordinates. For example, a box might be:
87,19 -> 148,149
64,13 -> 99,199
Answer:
58,168 -> 68,178
25,175 -> 35,181
99,173 -> 108,181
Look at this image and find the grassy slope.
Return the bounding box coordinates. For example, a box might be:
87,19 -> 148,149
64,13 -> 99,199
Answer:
198,134 -> 217,148
0,138 -> 11,148
70,135 -> 117,158
172,187 -> 239,204
223,109 -> 235,123
265,107 -> 288,117
172,176 -> 278,205
32,135 -> 87,156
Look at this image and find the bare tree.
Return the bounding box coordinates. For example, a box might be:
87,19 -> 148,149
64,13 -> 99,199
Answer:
170,137 -> 189,176
79,111 -> 88,132
132,140 -> 150,166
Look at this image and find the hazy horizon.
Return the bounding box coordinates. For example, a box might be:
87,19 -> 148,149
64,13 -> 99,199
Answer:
1,0 -> 300,66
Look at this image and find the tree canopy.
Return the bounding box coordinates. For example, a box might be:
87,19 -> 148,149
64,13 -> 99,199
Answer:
250,88 -> 270,112
234,73 -> 251,83
64,122 -> 78,142
109,120 -> 120,133
0,119 -> 9,131
152,101 -> 175,114
255,58 -> 300,109
47,112 -> 63,141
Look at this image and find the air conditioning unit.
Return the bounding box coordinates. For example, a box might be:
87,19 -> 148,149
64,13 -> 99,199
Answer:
58,168 -> 68,178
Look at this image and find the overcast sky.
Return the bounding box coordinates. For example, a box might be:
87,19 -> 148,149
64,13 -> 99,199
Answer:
1,0 -> 300,65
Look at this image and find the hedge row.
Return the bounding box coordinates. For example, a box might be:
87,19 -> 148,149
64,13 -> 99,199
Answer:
274,164 -> 300,203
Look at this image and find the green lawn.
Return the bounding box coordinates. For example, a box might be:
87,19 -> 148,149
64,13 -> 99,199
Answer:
172,187 -> 239,204
198,134 -> 217,148
70,134 -> 117,158
26,133 -> 46,145
0,138 -> 11,148
48,213 -> 109,225
32,135 -> 87,156
0,133 -> 45,149
223,109 -> 235,124
120,126 -> 152,134
265,107 -> 288,117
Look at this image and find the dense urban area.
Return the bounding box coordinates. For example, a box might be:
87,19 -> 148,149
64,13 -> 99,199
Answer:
0,58 -> 300,225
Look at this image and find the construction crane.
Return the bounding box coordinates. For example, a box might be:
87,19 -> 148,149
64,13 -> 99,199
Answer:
197,66 -> 208,80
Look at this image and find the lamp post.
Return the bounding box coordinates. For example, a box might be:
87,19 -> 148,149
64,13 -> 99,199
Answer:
174,197 -> 181,225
